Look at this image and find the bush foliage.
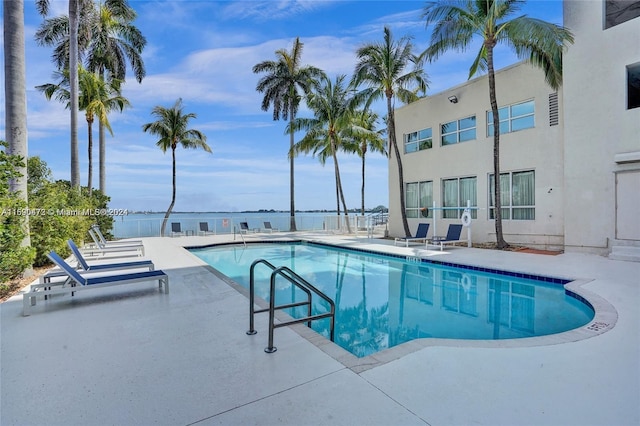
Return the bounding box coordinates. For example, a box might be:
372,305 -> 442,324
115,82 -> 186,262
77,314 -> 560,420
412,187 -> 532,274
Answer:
27,157 -> 113,266
1,146 -> 115,285
0,142 -> 36,282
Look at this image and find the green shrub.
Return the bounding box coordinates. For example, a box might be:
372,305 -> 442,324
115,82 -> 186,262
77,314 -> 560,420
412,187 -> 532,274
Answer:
28,157 -> 113,266
0,142 -> 36,282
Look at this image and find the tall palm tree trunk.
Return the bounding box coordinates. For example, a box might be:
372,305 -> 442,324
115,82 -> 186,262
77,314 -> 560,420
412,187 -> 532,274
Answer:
69,0 -> 80,188
87,118 -> 93,195
98,68 -> 106,194
387,96 -> 411,237
332,141 -> 351,233
99,120 -> 106,193
334,170 -> 341,215
487,45 -> 508,249
288,106 -> 297,231
361,145 -> 366,216
161,146 -> 177,237
3,0 -> 32,256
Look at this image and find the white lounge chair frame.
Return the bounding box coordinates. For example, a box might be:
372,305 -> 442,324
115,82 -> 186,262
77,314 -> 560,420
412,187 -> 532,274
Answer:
86,228 -> 144,256
91,224 -> 142,245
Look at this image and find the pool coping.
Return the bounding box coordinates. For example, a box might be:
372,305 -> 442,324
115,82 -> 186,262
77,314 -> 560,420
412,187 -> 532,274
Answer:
188,239 -> 619,373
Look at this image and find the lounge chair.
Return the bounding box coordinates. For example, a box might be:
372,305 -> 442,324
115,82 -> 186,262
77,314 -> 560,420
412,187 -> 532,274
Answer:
170,222 -> 185,237
91,224 -> 142,246
239,222 -> 255,234
86,228 -> 144,256
428,224 -> 465,251
394,223 -> 430,247
263,221 -> 279,233
198,222 -> 215,236
37,240 -> 155,285
23,251 -> 169,316
33,240 -> 155,298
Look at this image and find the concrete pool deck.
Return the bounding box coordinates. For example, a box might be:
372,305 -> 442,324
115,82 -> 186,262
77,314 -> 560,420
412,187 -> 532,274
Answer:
1,232 -> 638,425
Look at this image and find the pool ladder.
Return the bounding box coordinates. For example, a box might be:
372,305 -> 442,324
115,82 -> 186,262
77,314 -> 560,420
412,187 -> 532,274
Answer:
247,259 -> 335,353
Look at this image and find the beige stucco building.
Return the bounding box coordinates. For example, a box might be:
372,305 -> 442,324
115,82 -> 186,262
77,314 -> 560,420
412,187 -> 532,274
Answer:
389,0 -> 639,257
562,0 -> 640,256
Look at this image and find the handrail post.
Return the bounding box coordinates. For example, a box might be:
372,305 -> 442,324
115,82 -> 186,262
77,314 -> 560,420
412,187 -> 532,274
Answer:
265,272 -> 278,353
247,262 -> 258,335
247,258 -> 277,335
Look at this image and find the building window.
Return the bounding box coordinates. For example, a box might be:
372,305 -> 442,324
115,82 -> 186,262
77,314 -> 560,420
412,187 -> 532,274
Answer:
442,177 -> 477,219
406,181 -> 433,218
605,0 -> 640,29
404,128 -> 433,153
489,170 -> 535,220
628,63 -> 640,109
487,100 -> 535,136
441,116 -> 476,146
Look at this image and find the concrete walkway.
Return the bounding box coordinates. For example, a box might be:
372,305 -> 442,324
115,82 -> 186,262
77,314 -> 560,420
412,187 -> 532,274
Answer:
1,233 -> 638,425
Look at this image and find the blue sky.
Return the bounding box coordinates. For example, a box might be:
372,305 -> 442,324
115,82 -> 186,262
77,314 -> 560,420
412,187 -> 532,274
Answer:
1,0 -> 563,212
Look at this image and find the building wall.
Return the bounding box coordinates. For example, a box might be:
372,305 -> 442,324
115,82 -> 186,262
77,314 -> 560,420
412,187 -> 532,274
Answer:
563,0 -> 640,254
390,63 -> 565,249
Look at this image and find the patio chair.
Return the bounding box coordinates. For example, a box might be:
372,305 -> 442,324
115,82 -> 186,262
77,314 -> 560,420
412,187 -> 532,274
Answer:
394,223 -> 430,247
23,251 -> 169,316
428,224 -> 464,251
34,240 -> 154,299
239,222 -> 254,234
86,228 -> 144,256
91,224 -> 142,246
198,222 -> 215,236
38,240 -> 154,285
263,221 -> 279,233
170,222 -> 185,237
87,228 -> 143,250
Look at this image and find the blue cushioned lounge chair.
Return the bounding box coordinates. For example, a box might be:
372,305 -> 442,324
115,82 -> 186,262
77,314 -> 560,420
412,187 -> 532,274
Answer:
198,222 -> 215,236
429,224 -> 464,251
23,251 -> 169,316
170,222 -> 185,237
37,240 -> 155,285
263,221 -> 279,233
239,222 -> 254,234
394,223 -> 430,247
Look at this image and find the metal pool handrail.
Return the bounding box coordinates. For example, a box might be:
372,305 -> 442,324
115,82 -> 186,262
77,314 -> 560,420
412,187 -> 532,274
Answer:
247,259 -> 336,354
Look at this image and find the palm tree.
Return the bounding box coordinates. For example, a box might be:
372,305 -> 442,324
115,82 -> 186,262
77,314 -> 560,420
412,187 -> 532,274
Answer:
3,0 -> 32,258
142,99 -> 211,237
253,37 -> 323,231
79,68 -> 129,194
36,0 -> 146,194
36,0 -> 89,188
353,26 -> 428,238
350,108 -> 386,216
36,66 -> 130,195
85,0 -> 146,194
422,0 -> 573,249
288,74 -> 356,233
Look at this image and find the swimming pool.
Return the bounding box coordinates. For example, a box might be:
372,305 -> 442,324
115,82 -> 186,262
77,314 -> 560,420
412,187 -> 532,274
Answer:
191,242 -> 594,357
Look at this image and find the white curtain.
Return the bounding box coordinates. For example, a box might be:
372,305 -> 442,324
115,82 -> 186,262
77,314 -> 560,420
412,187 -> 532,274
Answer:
443,179 -> 459,219
512,171 -> 535,220
459,177 -> 477,218
405,182 -> 419,218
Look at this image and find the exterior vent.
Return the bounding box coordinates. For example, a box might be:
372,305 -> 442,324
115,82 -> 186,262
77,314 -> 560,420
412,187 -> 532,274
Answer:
549,92 -> 559,126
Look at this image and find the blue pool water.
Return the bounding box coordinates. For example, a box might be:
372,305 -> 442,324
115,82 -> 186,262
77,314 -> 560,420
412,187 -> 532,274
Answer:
191,242 -> 594,357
